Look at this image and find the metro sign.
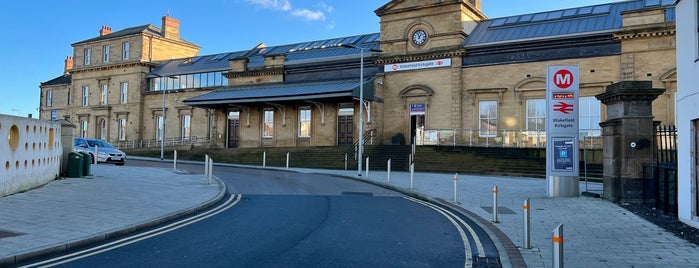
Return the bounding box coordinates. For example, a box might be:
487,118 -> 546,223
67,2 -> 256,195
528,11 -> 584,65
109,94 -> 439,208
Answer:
546,65 -> 579,135
552,69 -> 574,89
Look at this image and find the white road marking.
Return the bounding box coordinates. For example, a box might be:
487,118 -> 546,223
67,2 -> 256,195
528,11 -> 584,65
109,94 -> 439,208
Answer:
21,194 -> 243,268
405,196 -> 486,268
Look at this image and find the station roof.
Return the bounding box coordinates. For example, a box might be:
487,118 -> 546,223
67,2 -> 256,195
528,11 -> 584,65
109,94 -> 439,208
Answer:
464,0 -> 675,48
183,78 -> 375,107
148,33 -> 380,78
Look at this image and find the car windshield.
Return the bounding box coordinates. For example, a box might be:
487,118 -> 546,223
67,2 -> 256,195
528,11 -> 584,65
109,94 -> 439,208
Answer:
85,140 -> 115,149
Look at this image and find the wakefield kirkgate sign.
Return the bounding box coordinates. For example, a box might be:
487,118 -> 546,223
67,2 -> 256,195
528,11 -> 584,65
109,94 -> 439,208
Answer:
546,65 -> 580,197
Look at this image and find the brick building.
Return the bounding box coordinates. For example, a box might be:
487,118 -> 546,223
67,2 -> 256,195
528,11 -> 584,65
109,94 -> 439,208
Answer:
40,0 -> 676,150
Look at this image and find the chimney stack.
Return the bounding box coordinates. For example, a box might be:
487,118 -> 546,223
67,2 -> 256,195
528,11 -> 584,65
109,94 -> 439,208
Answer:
161,16 -> 180,40
99,26 -> 112,36
64,56 -> 73,74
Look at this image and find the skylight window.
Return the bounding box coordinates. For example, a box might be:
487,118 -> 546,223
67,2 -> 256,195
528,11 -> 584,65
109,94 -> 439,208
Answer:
563,9 -> 578,17
491,18 -> 507,27
592,5 -> 611,14
208,53 -> 230,62
181,56 -> 203,65
546,11 -> 563,20
578,7 -> 593,15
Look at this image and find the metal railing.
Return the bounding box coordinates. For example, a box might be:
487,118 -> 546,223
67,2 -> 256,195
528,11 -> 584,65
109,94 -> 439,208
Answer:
113,136 -> 211,149
415,128 -> 603,149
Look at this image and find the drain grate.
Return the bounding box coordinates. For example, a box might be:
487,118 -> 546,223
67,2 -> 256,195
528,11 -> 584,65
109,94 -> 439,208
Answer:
0,228 -> 25,239
473,256 -> 502,268
481,206 -> 516,214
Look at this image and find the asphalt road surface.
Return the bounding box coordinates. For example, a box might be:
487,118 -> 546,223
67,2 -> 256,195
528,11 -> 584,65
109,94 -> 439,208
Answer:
19,160 -> 501,267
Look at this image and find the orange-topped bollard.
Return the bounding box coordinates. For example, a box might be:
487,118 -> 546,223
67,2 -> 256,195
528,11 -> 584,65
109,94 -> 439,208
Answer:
552,223 -> 564,267
453,173 -> 459,204
523,197 -> 531,249
492,185 -> 499,223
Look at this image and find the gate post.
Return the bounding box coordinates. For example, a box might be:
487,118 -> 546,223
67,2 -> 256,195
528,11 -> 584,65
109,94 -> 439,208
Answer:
596,81 -> 664,203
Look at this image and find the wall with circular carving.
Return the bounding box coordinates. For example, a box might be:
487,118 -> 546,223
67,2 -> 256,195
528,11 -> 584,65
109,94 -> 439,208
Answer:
1,115 -> 62,197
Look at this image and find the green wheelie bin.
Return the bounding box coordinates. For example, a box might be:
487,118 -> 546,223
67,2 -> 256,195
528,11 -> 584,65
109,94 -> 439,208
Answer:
67,152 -> 84,177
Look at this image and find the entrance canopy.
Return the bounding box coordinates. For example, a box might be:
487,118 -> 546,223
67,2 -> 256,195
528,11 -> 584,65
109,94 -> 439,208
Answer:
183,78 -> 376,108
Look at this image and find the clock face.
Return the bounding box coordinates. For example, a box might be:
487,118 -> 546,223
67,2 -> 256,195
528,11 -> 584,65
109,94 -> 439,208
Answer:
412,30 -> 427,46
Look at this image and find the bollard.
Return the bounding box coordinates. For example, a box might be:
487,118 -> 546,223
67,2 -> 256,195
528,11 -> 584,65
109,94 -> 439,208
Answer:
208,157 -> 213,185
453,173 -> 459,204
409,153 -> 412,164
344,153 -> 348,171
286,152 -> 290,169
174,150 -> 178,170
204,154 -> 209,177
552,223 -> 564,268
410,162 -> 415,189
492,185 -> 500,223
523,197 -> 531,249
263,151 -> 266,167
366,157 -> 371,177
94,145 -> 99,164
387,159 -> 391,183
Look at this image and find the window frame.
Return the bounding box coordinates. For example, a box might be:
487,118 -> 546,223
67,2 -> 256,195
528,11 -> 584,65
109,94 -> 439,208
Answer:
578,96 -> 602,137
181,115 -> 191,140
103,45 -> 110,63
100,84 -> 108,105
80,120 -> 88,138
156,116 -> 163,141
298,107 -> 311,137
122,42 -> 130,60
82,86 -> 89,107
120,82 -> 128,104
118,118 -> 127,141
46,90 -> 53,107
478,100 -> 498,137
526,99 -> 546,132
263,108 -> 274,138
84,48 -> 91,65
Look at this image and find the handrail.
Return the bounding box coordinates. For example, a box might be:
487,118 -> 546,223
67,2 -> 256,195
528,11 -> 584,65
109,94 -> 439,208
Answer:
344,128 -> 376,158
415,128 -> 603,149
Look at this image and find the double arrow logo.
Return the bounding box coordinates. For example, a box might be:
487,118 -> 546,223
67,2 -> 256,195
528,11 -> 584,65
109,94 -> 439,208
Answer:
553,102 -> 574,114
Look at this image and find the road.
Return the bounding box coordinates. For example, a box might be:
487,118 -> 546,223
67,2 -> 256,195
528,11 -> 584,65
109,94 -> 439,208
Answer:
19,160 -> 502,267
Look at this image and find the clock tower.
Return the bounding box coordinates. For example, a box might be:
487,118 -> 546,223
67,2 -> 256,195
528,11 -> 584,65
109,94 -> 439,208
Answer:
374,0 -> 485,54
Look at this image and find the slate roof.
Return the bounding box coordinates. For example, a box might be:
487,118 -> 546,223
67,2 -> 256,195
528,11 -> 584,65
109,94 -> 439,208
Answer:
148,33 -> 380,78
40,74 -> 71,86
183,78 -> 374,107
464,0 -> 675,48
72,24 -> 199,47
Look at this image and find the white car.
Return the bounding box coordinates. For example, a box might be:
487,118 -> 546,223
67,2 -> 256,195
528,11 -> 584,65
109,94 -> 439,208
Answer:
73,138 -> 126,166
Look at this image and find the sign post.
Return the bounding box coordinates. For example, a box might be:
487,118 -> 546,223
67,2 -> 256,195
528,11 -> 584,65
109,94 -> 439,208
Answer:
546,66 -> 580,197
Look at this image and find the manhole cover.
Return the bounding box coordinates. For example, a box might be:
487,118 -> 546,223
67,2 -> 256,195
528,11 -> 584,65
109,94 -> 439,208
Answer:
0,228 -> 25,239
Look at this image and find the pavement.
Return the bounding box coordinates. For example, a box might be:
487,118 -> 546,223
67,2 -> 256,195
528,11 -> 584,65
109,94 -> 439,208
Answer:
1,157 -> 698,267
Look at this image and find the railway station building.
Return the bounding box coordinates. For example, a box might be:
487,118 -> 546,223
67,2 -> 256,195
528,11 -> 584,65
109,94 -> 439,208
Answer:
40,0 -> 677,150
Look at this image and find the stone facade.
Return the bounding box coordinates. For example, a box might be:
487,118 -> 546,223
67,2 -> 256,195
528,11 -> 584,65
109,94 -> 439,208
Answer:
39,1 -> 678,151
40,16 -> 200,144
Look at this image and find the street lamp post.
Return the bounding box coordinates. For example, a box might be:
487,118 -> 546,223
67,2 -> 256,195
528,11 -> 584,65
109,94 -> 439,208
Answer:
340,44 -> 382,177
158,76 -> 177,160
161,84 -> 166,160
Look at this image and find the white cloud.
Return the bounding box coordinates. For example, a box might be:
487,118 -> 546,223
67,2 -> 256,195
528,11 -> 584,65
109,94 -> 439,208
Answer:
244,0 -> 331,22
292,8 -> 325,21
245,0 -> 291,11
326,20 -> 336,30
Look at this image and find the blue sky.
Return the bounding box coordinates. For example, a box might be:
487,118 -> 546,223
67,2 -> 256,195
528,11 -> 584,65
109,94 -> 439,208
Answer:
0,0 -> 615,117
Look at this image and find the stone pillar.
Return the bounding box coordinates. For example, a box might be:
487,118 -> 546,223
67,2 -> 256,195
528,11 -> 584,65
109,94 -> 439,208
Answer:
59,120 -> 76,176
596,81 -> 664,203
